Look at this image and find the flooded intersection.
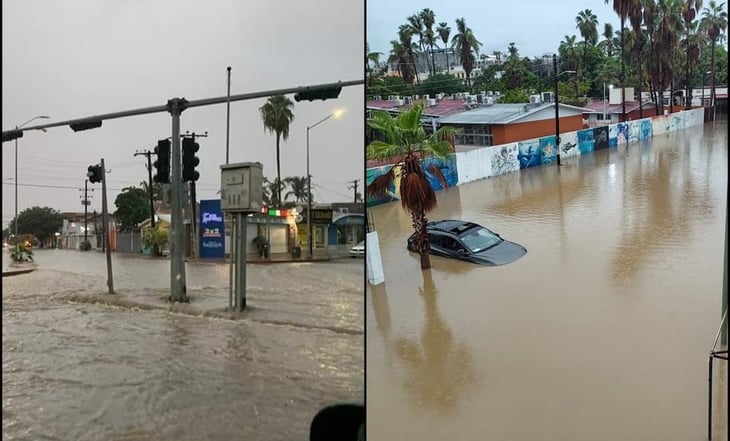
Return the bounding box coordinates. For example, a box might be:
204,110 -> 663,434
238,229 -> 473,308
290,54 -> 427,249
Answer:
2,251 -> 363,441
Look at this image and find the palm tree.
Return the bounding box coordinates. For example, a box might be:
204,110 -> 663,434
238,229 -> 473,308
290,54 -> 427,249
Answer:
366,42 -> 383,76
420,8 -> 437,75
262,177 -> 284,207
700,0 -> 728,117
389,39 -> 414,84
627,2 -> 645,118
399,24 -> 420,86
259,95 -> 295,206
407,15 -> 426,76
605,0 -> 640,121
284,176 -> 309,204
575,9 -> 599,82
140,180 -> 163,202
436,22 -> 451,72
648,0 -> 683,115
451,18 -> 482,88
599,23 -> 617,55
366,104 -> 459,270
682,1 -> 703,109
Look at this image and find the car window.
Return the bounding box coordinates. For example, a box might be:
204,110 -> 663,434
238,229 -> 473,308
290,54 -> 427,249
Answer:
428,233 -> 442,247
459,227 -> 502,253
442,236 -> 465,252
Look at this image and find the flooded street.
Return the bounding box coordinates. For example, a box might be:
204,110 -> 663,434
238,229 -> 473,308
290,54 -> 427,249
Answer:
3,251 -> 363,440
367,120 -> 728,440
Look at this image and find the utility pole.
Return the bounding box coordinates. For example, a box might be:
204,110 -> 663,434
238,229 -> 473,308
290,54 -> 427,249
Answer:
348,179 -> 360,203
134,149 -> 156,228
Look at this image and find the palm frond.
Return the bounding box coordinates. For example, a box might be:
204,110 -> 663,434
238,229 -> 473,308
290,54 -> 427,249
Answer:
428,163 -> 449,191
367,168 -> 395,197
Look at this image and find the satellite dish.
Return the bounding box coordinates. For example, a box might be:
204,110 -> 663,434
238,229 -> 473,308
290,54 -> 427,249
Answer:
295,214 -> 303,223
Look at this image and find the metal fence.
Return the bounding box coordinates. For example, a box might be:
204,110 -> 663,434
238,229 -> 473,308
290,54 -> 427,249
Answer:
116,232 -> 142,254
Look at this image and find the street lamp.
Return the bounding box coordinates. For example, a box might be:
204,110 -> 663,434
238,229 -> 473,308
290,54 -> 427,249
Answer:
306,108 -> 344,259
702,70 -> 711,121
14,115 -> 50,251
603,83 -> 613,126
553,54 -> 576,167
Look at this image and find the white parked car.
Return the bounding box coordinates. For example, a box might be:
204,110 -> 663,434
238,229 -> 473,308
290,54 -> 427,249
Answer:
349,241 -> 365,258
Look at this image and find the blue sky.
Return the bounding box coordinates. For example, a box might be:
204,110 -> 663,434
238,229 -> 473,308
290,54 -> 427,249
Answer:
367,0 -> 622,60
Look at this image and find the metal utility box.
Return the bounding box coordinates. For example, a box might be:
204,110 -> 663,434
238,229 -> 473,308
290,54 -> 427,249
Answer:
220,162 -> 263,213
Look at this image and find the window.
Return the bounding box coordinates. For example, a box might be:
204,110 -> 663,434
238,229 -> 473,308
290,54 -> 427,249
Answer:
452,124 -> 493,146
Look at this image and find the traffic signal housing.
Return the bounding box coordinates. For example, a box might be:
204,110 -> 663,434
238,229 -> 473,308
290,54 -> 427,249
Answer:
294,85 -> 342,102
182,137 -> 200,182
87,165 -> 103,183
153,139 -> 170,183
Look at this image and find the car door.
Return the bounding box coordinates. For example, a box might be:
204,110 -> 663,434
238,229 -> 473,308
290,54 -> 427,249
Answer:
428,232 -> 449,257
442,235 -> 470,260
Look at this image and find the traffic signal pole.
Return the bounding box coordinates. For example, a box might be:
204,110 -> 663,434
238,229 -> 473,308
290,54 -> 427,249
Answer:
169,99 -> 188,303
3,79 -> 363,302
100,158 -> 114,294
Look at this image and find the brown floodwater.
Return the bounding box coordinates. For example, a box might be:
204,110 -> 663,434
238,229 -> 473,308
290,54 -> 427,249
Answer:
366,119 -> 728,440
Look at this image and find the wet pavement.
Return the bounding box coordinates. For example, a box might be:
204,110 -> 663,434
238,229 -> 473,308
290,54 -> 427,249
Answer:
367,119 -> 728,440
2,249 -> 363,441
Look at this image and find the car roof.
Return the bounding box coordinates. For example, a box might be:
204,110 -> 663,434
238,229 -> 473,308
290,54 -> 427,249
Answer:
427,219 -> 480,235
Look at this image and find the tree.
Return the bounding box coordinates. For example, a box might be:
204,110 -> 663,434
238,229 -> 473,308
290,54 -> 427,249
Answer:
259,95 -> 295,206
436,22 -> 451,72
451,18 -> 482,88
9,206 -> 64,248
420,8 -> 437,75
701,0 -> 728,115
142,225 -> 168,257
599,23 -> 617,56
576,9 -> 599,82
388,40 -> 416,85
285,176 -> 310,204
263,177 -> 284,207
605,0 -> 642,121
140,180 -> 163,202
114,186 -> 149,233
416,73 -> 467,96
366,104 -> 459,270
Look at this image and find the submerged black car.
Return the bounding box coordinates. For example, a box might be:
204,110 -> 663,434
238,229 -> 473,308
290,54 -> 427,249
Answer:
407,220 -> 527,266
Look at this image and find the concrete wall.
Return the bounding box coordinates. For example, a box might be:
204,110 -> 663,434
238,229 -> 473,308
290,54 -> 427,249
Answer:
367,108 -> 705,206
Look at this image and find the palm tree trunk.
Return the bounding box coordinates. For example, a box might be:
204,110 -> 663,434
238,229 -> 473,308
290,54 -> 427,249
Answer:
710,38 -> 716,121
430,43 -> 437,77
276,133 -> 282,206
685,34 -> 691,110
411,209 -> 431,270
637,41 -> 643,119
445,50 -> 449,74
620,19 -> 626,122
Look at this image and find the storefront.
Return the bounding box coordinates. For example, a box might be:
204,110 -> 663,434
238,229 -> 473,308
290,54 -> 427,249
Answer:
328,213 -> 365,252
296,208 -> 332,253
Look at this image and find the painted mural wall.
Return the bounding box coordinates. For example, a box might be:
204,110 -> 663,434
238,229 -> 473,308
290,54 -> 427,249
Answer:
366,108 -> 705,207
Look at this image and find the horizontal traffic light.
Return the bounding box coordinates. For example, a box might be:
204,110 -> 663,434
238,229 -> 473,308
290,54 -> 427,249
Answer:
70,120 -> 103,132
2,130 -> 23,142
294,86 -> 342,102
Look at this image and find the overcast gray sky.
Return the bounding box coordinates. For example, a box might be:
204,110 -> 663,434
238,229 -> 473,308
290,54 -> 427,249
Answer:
2,0 -> 364,228
367,0 -> 621,60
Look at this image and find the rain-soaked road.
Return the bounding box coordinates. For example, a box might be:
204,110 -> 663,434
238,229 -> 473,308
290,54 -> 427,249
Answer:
2,250 -> 363,441
367,119 -> 728,440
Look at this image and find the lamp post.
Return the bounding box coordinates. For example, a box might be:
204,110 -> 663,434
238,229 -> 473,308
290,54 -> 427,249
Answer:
553,54 -> 576,167
603,83 -> 613,126
702,70 -> 711,121
306,109 -> 344,259
14,115 -> 50,251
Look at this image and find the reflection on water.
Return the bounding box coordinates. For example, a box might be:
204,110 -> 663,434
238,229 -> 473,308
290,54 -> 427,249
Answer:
367,120 -> 728,440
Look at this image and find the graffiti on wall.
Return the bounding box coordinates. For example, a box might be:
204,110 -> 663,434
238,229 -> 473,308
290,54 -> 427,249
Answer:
616,123 -> 629,145
577,129 -> 595,154
366,164 -> 400,206
518,139 -> 542,169
638,119 -> 652,140
560,132 -> 579,158
540,136 -> 558,164
422,155 -> 459,191
491,143 -> 520,176
594,126 -> 609,150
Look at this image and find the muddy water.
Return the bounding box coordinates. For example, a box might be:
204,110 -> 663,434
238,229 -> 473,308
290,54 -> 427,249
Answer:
2,251 -> 363,441
367,120 -> 728,440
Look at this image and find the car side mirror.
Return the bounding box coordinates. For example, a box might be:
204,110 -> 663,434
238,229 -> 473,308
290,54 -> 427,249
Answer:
310,403 -> 365,441
457,248 -> 467,255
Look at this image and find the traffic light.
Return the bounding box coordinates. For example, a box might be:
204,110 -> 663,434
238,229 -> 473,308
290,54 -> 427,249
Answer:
294,85 -> 342,102
182,137 -> 200,182
87,165 -> 103,183
2,130 -> 23,142
153,139 -> 170,183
